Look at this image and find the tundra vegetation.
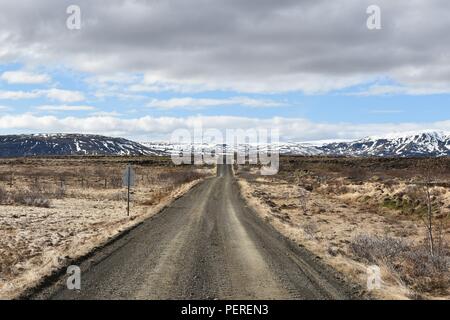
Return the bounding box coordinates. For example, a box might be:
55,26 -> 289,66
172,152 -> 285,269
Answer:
236,157 -> 449,300
0,156 -> 212,299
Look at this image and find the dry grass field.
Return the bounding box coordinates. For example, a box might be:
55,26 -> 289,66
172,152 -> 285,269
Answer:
1,155 -> 448,300
0,156 -> 213,299
236,157 -> 450,300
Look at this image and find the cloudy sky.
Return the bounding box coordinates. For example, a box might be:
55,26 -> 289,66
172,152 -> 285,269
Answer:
0,0 -> 450,142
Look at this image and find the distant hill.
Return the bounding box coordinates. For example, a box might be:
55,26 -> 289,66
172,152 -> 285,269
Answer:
2,131 -> 449,158
145,131 -> 450,158
319,131 -> 450,157
0,134 -> 162,157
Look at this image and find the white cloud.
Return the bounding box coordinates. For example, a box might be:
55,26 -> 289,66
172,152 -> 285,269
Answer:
89,111 -> 122,117
94,90 -> 145,101
350,84 -> 450,96
1,113 -> 449,142
0,90 -> 41,99
36,105 -> 95,111
1,0 -> 450,94
45,89 -> 85,102
1,71 -> 50,84
147,97 -> 286,109
134,73 -> 368,95
87,73 -> 140,85
0,89 -> 85,102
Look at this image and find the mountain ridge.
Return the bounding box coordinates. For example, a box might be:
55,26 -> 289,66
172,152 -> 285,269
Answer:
0,133 -> 161,157
1,131 -> 450,158
319,131 -> 450,157
145,131 -> 450,157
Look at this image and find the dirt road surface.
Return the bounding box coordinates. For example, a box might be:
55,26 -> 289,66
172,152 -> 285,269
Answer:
31,165 -> 354,300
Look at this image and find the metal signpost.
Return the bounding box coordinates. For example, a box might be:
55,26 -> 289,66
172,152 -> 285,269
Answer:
122,164 -> 136,216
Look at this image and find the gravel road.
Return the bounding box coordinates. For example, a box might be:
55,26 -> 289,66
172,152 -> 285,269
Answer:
32,164 -> 354,300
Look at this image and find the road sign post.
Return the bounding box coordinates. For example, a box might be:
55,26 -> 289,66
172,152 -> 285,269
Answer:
122,164 -> 135,216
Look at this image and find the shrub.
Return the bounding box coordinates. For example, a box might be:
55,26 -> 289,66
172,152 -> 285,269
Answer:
350,234 -> 409,265
350,234 -> 449,295
12,190 -> 51,208
346,167 -> 367,181
140,189 -> 167,206
302,222 -> 318,238
157,169 -> 207,186
0,186 -> 8,204
110,175 -> 123,189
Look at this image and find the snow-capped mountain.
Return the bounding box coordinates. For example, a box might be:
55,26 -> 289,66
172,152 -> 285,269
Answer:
0,134 -> 162,157
271,143 -> 323,155
320,131 -> 450,157
142,141 -> 323,156
1,131 -> 449,158
144,131 -> 450,158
